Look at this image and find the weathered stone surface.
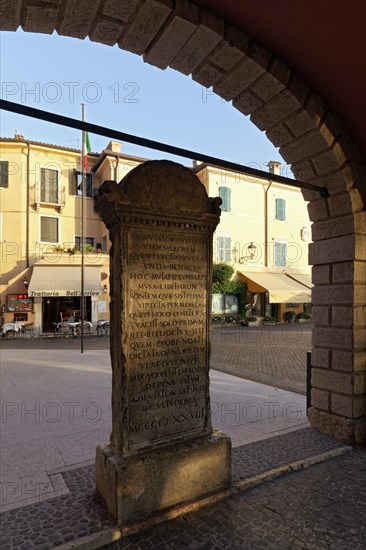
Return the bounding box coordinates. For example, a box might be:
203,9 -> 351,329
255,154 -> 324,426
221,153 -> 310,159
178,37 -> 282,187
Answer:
170,8 -> 223,75
96,430 -> 231,524
308,408 -> 366,444
311,215 -> 354,241
307,198 -> 329,223
311,265 -> 331,285
250,89 -> 302,132
311,388 -> 330,412
214,56 -> 266,101
94,160 -> 230,526
0,0 -> 21,30
311,347 -> 331,369
312,368 -> 354,395
118,0 -> 173,55
56,0 -> 100,39
309,236 -> 356,265
144,0 -> 199,69
23,3 -> 60,34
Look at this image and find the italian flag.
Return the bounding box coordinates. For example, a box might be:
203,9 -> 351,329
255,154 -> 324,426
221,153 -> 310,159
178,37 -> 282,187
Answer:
83,132 -> 91,171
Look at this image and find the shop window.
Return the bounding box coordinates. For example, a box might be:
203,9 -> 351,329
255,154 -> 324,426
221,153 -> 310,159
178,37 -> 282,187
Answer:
275,198 -> 286,220
219,187 -> 231,212
0,161 -> 9,188
217,236 -> 232,262
274,242 -> 287,266
74,170 -> 93,197
40,216 -> 59,243
40,168 -> 59,203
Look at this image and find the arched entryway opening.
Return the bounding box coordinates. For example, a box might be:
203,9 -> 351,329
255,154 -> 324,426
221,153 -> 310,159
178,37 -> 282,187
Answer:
1,0 -> 365,444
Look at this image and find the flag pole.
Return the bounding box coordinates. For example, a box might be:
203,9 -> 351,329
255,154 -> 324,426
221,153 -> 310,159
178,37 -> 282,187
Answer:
81,104 -> 85,353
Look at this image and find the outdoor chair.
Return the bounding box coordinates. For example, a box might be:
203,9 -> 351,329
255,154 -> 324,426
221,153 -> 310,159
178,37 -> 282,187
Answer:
55,321 -> 73,339
5,329 -> 18,339
21,322 -> 34,338
75,321 -> 91,337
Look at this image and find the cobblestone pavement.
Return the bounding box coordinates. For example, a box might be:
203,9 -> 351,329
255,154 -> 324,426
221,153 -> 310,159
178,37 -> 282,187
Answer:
103,448 -> 366,550
0,428 -> 360,550
210,324 -> 311,394
0,324 -> 311,394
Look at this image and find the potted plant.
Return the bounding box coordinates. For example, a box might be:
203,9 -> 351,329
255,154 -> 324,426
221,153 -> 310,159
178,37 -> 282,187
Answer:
295,312 -> 311,323
262,315 -> 276,325
51,244 -> 65,253
284,310 -> 296,323
246,315 -> 258,327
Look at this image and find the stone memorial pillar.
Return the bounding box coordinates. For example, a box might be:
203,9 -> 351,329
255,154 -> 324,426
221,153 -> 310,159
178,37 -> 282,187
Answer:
94,160 -> 231,527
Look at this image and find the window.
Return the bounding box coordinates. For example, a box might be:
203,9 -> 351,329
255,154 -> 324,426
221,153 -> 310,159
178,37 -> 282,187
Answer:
74,170 -> 93,197
40,216 -> 59,243
219,186 -> 231,212
274,242 -> 287,266
0,161 -> 9,188
217,236 -> 232,262
275,198 -> 286,220
75,236 -> 94,250
40,168 -> 59,203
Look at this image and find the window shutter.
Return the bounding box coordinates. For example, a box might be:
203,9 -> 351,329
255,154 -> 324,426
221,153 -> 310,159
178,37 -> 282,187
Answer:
217,236 -> 232,262
225,237 -> 232,262
0,161 -> 9,188
275,242 -> 286,266
275,198 -> 286,220
219,187 -> 231,212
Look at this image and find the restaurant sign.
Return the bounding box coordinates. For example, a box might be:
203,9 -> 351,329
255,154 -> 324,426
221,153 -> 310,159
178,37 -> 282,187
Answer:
28,290 -> 101,297
7,294 -> 33,312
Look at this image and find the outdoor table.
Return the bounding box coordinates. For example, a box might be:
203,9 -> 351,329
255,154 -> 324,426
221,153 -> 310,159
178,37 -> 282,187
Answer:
1,322 -> 24,336
55,320 -> 93,337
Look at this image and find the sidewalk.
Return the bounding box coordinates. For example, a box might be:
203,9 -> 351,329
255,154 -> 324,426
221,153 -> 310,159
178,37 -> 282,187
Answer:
0,348 -> 364,549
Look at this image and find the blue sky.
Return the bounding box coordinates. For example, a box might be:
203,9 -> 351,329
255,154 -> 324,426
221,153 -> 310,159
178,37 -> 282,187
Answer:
0,29 -> 286,174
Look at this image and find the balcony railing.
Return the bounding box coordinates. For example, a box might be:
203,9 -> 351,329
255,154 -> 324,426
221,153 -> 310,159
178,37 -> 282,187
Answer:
32,184 -> 66,211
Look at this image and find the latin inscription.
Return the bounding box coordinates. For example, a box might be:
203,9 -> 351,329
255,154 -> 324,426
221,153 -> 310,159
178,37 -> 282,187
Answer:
126,230 -> 209,449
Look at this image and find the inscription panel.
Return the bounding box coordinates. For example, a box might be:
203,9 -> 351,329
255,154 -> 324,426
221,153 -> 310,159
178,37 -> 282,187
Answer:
125,228 -> 210,450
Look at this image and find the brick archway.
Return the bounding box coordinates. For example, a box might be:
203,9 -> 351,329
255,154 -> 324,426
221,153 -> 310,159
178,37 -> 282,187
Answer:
2,0 -> 365,444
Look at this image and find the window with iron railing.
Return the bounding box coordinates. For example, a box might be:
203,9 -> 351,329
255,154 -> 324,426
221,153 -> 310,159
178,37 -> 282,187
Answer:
40,168 -> 59,203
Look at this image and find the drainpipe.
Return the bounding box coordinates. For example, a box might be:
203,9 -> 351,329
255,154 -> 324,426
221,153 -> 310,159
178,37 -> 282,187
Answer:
22,141 -> 31,268
264,181 -> 272,267
114,154 -> 119,181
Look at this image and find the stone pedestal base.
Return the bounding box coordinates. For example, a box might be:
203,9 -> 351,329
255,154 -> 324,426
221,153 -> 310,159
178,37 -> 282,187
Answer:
308,407 -> 366,444
96,430 -> 231,526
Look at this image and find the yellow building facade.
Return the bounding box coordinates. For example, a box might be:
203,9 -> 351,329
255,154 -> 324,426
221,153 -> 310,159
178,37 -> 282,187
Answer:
0,137 -> 311,333
194,161 -> 312,321
0,137 -> 144,334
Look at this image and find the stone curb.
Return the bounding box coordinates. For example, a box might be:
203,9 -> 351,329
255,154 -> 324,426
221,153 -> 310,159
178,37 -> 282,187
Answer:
54,445 -> 352,550
233,445 -> 352,493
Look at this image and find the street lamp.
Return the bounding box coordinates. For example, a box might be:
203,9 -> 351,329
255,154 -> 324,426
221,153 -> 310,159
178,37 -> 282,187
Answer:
239,242 -> 257,263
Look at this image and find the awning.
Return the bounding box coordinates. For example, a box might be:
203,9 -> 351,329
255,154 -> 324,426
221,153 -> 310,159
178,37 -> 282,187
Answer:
284,272 -> 312,289
239,272 -> 312,303
28,266 -> 102,297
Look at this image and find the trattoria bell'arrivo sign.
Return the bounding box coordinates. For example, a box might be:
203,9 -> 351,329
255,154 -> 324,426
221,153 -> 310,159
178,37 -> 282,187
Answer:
28,290 -> 101,297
